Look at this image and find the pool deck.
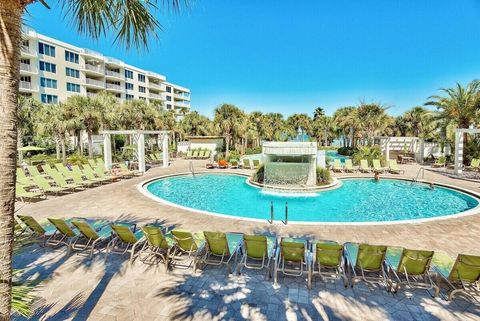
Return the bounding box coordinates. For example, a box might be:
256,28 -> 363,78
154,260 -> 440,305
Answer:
14,159 -> 480,320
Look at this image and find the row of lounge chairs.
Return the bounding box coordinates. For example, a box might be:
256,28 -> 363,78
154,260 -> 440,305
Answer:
146,152 -> 164,164
15,215 -> 480,301
185,150 -> 211,159
332,159 -> 405,174
16,160 -> 141,202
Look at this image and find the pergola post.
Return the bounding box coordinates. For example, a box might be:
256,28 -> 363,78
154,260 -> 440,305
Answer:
162,132 -> 169,168
137,133 -> 146,173
103,133 -> 112,170
419,139 -> 425,164
454,130 -> 464,175
385,138 -> 390,161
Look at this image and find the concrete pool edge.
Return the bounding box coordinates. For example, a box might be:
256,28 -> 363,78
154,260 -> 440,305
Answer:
136,171 -> 480,226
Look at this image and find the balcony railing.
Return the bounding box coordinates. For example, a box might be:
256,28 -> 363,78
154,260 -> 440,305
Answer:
149,93 -> 165,100
21,46 -> 36,56
149,82 -> 166,91
174,93 -> 190,100
105,70 -> 122,78
20,63 -> 36,73
84,64 -> 104,74
19,81 -> 38,91
174,101 -> 190,108
85,78 -> 105,87
86,92 -> 98,98
106,83 -> 122,91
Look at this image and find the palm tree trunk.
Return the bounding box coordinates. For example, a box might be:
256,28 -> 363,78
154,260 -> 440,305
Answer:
0,2 -> 23,318
87,131 -> 94,158
17,130 -> 23,161
55,138 -> 60,160
61,138 -> 67,163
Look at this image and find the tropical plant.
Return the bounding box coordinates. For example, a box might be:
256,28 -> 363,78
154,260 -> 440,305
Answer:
316,166 -> 331,185
35,103 -> 70,162
251,164 -> 265,184
213,104 -> 245,157
178,111 -> 212,138
356,103 -> 391,145
263,113 -> 286,141
287,113 -> 312,136
313,107 -> 325,121
333,106 -> 359,148
0,0 -> 185,318
352,146 -> 384,165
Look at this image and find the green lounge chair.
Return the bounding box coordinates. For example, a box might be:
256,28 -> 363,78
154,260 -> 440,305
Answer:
16,168 -> 34,186
345,243 -> 388,288
82,164 -> 111,184
229,159 -> 239,168
185,150 -> 193,159
17,215 -> 55,243
71,165 -> 104,185
154,152 -> 163,160
93,165 -> 116,181
170,230 -> 205,271
192,150 -> 199,159
140,225 -> 170,269
253,159 -> 261,169
242,159 -> 252,169
54,163 -> 72,178
386,247 -> 438,296
88,159 -> 98,168
31,175 -> 68,195
203,150 -> 211,159
237,235 -> 276,278
197,150 -> 206,159
107,224 -> 145,260
16,183 -> 45,202
372,159 -> 386,173
359,159 -> 371,173
465,158 -> 480,171
71,220 -> 112,257
332,159 -> 343,172
119,163 -> 142,177
388,160 -> 405,174
47,217 -> 79,250
202,232 -> 242,274
48,169 -> 83,192
432,156 -> 446,168
344,159 -> 357,173
26,165 -> 49,179
310,241 -> 348,288
63,166 -> 96,187
274,237 -> 310,288
433,253 -> 480,301
97,159 -> 107,170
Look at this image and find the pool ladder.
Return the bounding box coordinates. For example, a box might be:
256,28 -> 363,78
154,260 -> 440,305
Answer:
189,161 -> 195,177
268,201 -> 289,225
411,167 -> 425,185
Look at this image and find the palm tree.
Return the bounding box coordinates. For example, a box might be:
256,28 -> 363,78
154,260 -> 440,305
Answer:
0,1 -> 184,318
35,103 -> 69,162
248,111 -> 266,147
402,106 -> 433,138
356,103 -> 390,145
82,97 -> 106,157
179,111 -> 212,138
16,96 -> 39,160
425,80 -> 480,145
287,113 -> 312,137
313,107 -> 325,121
333,106 -> 358,147
313,116 -> 335,146
213,104 -> 245,157
263,113 -> 286,141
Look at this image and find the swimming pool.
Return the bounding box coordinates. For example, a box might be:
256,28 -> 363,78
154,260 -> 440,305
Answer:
143,174 -> 479,224
325,150 -> 349,164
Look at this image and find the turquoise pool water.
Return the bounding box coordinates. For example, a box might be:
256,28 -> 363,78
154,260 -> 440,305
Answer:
325,150 -> 349,164
145,174 -> 479,223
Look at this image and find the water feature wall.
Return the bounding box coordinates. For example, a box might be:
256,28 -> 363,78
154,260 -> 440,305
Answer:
264,162 -> 311,185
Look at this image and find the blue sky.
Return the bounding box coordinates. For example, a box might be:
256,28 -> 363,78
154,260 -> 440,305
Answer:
25,0 -> 480,117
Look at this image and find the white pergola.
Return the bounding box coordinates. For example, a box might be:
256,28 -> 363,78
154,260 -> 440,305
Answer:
454,128 -> 480,175
99,130 -> 170,172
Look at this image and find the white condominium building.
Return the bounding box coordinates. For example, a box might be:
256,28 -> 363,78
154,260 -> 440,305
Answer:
19,27 -> 191,118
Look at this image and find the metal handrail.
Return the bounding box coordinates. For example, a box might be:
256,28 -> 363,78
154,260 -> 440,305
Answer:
269,202 -> 274,224
411,167 -> 425,184
189,161 -> 195,177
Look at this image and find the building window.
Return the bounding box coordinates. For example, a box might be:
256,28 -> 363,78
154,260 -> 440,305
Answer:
39,61 -> 56,73
166,96 -> 171,101
41,94 -> 58,104
125,82 -> 134,90
64,50 -> 79,64
38,42 -> 55,57
166,86 -> 171,93
138,86 -> 146,93
125,69 -> 133,79
139,97 -> 146,101
66,82 -> 81,92
66,67 -> 80,78
166,104 -> 172,109
138,74 -> 145,82
40,77 -> 57,89
125,94 -> 134,101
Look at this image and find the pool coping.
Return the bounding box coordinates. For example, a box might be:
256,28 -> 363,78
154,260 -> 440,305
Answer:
136,171 -> 480,226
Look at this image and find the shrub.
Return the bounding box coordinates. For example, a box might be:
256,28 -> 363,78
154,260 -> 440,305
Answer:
316,166 -> 331,185
67,153 -> 88,166
251,164 -> 264,184
227,150 -> 240,162
337,146 -> 357,156
245,147 -> 262,155
352,146 -> 384,165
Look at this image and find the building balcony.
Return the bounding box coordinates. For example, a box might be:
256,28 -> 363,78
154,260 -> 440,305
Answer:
86,92 -> 98,98
149,92 -> 165,100
174,101 -> 190,108
105,70 -> 122,80
20,63 -> 37,74
174,92 -> 191,100
105,83 -> 123,92
148,82 -> 166,91
19,81 -> 38,92
21,46 -> 36,57
146,71 -> 166,81
84,78 -> 105,88
82,63 -> 104,75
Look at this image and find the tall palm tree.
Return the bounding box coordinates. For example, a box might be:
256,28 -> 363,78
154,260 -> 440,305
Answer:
425,80 -> 480,145
35,103 -> 69,162
287,113 -> 312,137
248,111 -> 266,147
16,96 -> 39,160
179,111 -> 212,138
0,1 -> 184,318
213,104 -> 245,157
64,95 -> 89,154
356,103 -> 390,145
313,107 -> 325,121
333,106 -> 358,147
402,106 -> 432,138
263,113 -> 286,141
